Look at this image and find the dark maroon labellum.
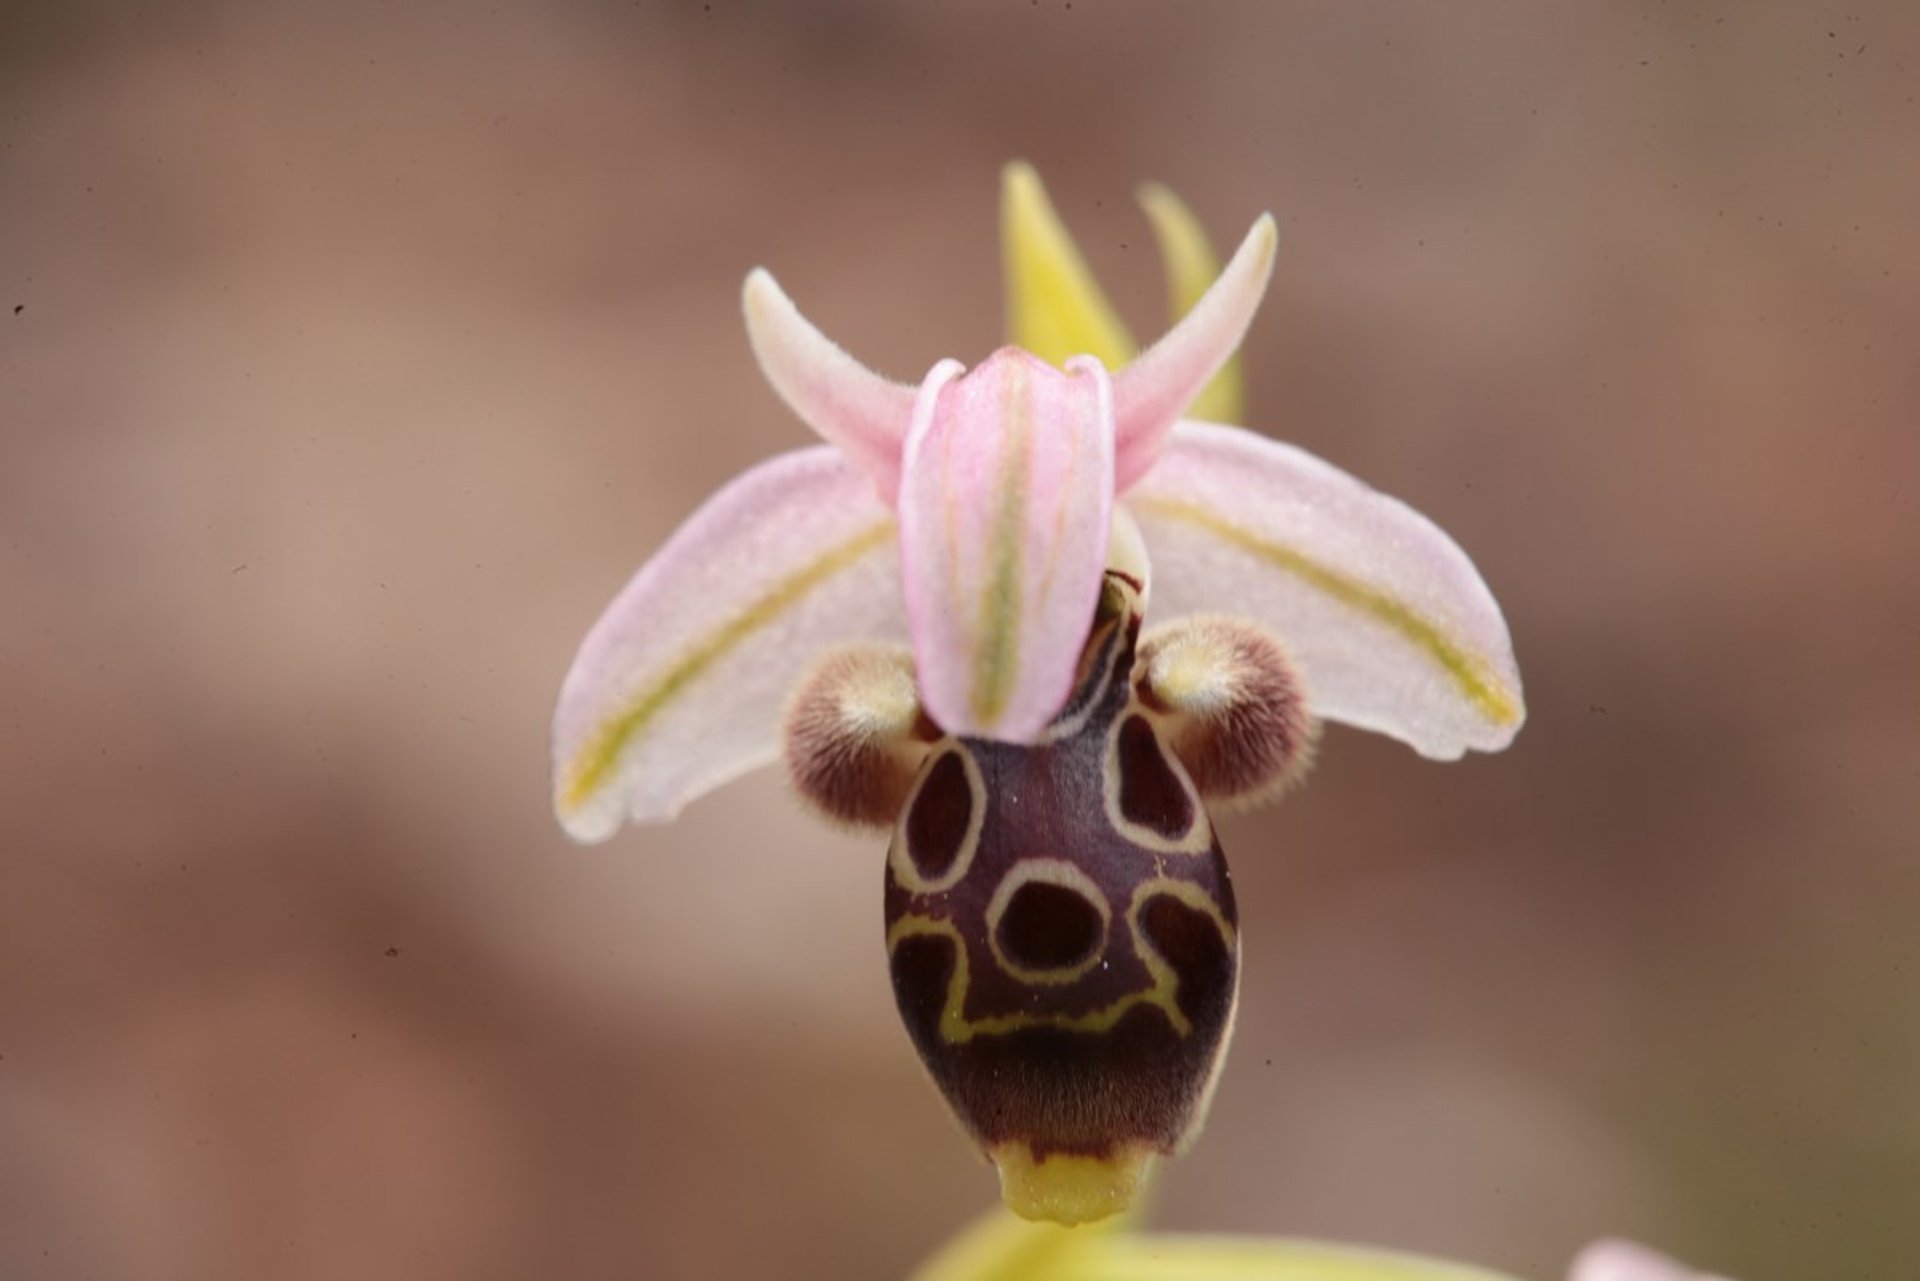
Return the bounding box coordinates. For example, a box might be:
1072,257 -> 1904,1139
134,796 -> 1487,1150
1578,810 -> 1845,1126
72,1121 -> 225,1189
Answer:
882,575 -> 1239,1224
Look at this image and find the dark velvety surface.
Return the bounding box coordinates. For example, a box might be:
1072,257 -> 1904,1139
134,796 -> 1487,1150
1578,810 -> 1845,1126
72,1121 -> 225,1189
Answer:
5,5 -> 1917,1279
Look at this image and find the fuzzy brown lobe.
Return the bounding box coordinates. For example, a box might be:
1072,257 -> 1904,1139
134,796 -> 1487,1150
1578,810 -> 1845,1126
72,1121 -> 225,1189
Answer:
784,648 -> 930,828
884,576 -> 1240,1166
1139,616 -> 1319,806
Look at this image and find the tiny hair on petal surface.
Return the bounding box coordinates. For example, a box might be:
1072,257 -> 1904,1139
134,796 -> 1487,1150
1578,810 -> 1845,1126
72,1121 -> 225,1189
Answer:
1137,614 -> 1319,808
549,161 -> 1525,1224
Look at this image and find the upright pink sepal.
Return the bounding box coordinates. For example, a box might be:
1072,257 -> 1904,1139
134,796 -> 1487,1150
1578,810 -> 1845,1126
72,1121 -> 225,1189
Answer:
742,268 -> 919,500
898,349 -> 1116,741
1112,214 -> 1278,488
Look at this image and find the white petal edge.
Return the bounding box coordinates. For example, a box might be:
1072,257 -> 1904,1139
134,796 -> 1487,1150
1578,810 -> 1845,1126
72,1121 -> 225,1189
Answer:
1126,421 -> 1523,759
742,268 -> 919,500
553,445 -> 906,840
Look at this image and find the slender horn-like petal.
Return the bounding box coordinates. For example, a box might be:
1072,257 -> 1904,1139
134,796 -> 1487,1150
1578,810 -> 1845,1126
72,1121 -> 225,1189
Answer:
1128,421 -> 1524,759
553,445 -> 906,840
742,268 -> 919,500
1001,160 -> 1137,371
898,349 -> 1116,741
1137,182 -> 1245,425
1111,215 -> 1277,489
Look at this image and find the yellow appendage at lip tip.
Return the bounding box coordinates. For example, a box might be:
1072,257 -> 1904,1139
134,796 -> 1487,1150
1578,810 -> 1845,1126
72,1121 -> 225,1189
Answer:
991,1141 -> 1154,1227
556,521 -> 895,820
1131,497 -> 1523,729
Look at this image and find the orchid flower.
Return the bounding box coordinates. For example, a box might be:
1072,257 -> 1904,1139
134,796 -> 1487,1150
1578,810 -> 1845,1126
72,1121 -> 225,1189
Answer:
551,164 -> 1524,1223
907,1210 -> 1736,1281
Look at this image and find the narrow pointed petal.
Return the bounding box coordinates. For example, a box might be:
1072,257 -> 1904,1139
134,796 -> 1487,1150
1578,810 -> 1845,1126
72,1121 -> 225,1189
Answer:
742,268 -> 918,499
553,446 -> 906,840
1137,182 -> 1246,424
1128,421 -> 1524,758
1002,160 -> 1137,370
1111,215 -> 1277,488
898,350 -> 1116,741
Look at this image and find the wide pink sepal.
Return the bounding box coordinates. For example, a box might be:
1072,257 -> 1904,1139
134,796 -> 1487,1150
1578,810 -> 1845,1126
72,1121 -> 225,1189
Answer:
552,445 -> 906,841
1129,420 -> 1524,759
898,349 -> 1116,741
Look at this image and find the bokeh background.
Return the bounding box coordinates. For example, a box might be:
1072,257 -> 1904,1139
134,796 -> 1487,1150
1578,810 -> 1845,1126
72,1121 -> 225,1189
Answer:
3,2 -> 1917,1278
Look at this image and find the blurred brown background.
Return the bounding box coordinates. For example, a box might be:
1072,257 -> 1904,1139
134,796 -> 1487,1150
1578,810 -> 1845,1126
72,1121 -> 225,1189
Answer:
3,2 -> 1917,1278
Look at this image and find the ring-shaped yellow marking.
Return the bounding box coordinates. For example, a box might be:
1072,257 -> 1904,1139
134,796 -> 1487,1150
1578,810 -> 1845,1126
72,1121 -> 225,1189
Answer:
1102,710 -> 1212,855
556,520 -> 895,818
1130,495 -> 1523,728
1123,875 -> 1239,1021
887,744 -> 986,895
984,858 -> 1112,987
886,877 -> 1234,1046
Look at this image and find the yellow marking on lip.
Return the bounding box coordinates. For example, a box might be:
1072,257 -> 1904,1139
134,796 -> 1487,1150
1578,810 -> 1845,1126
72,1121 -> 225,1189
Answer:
887,879 -> 1235,1046
557,520 -> 895,817
887,745 -> 986,896
1130,496 -> 1522,727
1101,707 -> 1213,856
983,858 -> 1112,987
889,915 -> 1178,1044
